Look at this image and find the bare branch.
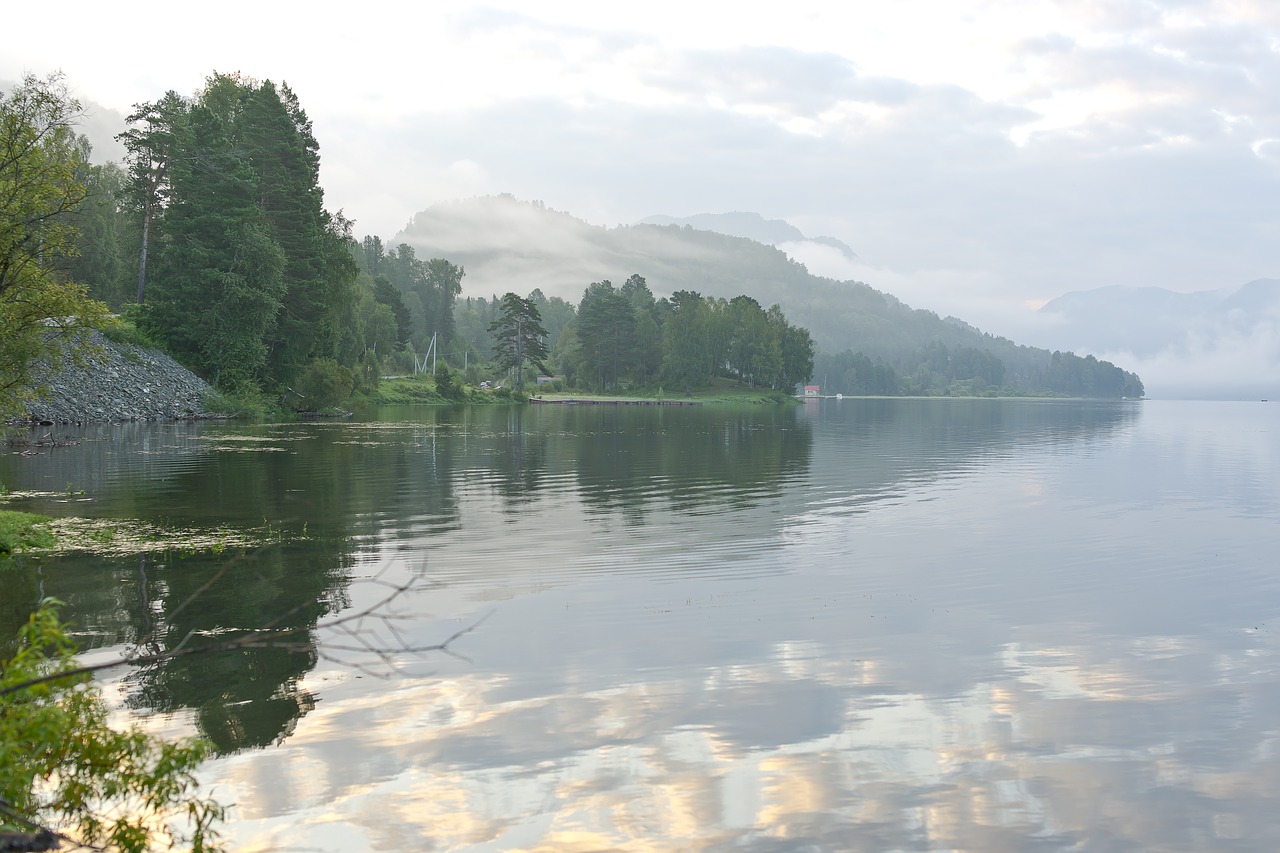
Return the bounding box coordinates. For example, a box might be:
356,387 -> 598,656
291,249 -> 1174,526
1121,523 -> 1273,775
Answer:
1,567 -> 489,699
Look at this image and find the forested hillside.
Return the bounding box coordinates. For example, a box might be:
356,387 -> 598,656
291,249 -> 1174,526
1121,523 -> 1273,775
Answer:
4,75 -> 1141,414
9,73 -> 413,412
395,196 -> 1144,398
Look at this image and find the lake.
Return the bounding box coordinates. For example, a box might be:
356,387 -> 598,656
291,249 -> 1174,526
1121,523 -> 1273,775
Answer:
3,399 -> 1278,851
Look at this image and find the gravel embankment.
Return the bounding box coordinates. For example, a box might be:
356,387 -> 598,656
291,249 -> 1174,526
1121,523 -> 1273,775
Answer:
19,332 -> 216,425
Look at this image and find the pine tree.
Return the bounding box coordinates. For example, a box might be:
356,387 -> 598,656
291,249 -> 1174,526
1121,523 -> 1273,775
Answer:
488,292 -> 549,392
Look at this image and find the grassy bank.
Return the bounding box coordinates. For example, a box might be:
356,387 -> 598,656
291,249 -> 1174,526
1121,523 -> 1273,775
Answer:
534,385 -> 797,406
367,376 -> 508,405
0,510 -> 55,560
368,375 -> 799,406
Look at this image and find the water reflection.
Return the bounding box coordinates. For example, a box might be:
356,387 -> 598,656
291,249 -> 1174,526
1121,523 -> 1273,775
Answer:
5,400 -> 1278,850
207,618 -> 1279,851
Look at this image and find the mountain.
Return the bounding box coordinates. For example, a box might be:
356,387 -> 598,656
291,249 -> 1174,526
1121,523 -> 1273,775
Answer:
392,195 -> 1142,397
637,211 -> 857,260
1037,280 -> 1280,399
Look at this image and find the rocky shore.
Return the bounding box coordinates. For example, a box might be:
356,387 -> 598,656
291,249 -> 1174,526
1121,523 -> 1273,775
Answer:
17,332 -> 216,425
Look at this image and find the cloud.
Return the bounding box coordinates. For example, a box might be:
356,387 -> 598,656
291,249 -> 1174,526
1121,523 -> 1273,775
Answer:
5,0 -> 1277,350
1100,323 -> 1280,399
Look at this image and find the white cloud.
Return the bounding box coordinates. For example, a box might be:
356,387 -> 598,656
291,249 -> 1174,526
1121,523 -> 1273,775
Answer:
3,0 -> 1276,336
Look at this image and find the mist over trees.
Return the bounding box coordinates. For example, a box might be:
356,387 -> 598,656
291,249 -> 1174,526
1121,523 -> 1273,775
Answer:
395,196 -> 1144,398
6,75 -> 1142,408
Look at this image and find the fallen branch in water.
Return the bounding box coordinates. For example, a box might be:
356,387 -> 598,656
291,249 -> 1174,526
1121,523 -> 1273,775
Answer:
0,565 -> 491,699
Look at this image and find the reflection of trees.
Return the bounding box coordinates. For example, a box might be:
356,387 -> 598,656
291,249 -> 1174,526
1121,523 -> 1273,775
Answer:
11,541 -> 345,754
561,407 -> 813,519
123,543 -> 341,754
0,415 -> 475,755
0,563 -> 42,658
0,400 -> 1141,761
489,406 -> 549,507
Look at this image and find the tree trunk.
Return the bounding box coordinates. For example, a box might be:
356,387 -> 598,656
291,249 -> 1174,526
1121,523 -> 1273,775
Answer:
136,202 -> 152,304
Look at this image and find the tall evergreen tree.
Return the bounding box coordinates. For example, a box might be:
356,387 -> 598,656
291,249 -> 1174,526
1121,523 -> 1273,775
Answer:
122,73 -> 358,391
118,90 -> 187,304
661,290 -> 711,393
231,78 -> 356,383
576,280 -> 636,391
488,292 -> 549,392
373,274 -> 412,347
142,102 -> 285,388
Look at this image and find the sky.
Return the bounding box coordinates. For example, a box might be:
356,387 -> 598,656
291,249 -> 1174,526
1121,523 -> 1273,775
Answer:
4,0 -> 1278,349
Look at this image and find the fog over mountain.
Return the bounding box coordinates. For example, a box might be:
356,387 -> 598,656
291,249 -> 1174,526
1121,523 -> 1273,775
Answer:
393,194 -> 1144,398
389,196 -> 888,346
637,212 -> 857,263
1036,280 -> 1280,400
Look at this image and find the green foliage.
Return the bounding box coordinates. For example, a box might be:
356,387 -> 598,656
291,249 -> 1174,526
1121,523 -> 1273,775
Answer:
99,312 -> 160,349
138,96 -> 287,389
68,161 -> 135,309
575,280 -> 636,391
122,74 -> 359,394
0,510 -> 54,561
566,281 -> 811,394
199,385 -> 272,419
433,365 -> 465,401
488,292 -> 550,392
0,601 -> 225,851
289,358 -> 354,411
362,242 -> 464,355
118,89 -> 187,306
417,198 -> 1144,397
1,74 -> 110,416
373,274 -> 413,347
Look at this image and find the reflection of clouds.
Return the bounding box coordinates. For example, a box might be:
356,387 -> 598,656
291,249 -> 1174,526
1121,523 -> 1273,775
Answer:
205,622 -> 1280,851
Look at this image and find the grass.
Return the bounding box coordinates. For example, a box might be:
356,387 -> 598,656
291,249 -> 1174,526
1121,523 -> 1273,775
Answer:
0,509 -> 56,559
367,375 -> 799,407
200,386 -> 284,419
534,377 -> 798,406
368,376 -> 506,405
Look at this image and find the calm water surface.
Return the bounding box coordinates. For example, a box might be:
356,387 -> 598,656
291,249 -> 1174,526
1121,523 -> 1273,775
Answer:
2,399 -> 1278,851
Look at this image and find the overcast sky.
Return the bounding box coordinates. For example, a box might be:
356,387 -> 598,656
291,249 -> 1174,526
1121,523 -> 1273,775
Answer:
5,0 -> 1278,341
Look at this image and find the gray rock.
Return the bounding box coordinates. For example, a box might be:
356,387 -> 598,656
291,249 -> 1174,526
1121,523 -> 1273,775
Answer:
17,331 -> 220,425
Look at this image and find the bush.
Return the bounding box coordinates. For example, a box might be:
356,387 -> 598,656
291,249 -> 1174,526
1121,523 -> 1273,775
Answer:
288,359 -> 354,411
100,311 -> 160,349
433,365 -> 465,402
201,385 -> 271,418
1,601 -> 226,851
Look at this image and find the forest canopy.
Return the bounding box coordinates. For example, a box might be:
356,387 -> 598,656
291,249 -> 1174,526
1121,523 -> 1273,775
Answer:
5,75 -> 1143,410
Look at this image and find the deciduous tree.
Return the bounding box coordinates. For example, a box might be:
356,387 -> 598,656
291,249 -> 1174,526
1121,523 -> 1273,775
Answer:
0,74 -> 108,415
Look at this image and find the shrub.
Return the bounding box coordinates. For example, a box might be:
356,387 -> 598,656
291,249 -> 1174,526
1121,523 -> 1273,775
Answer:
289,359 -> 354,411
0,601 -> 226,851
433,365 -> 465,401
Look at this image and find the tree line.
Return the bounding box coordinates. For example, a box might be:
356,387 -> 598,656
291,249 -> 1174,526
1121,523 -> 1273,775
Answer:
2,68 -> 1137,423
813,342 -> 1144,398
435,276 -> 816,395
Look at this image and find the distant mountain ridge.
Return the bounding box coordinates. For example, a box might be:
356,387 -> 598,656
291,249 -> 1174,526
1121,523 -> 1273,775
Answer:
637,211 -> 857,260
1037,279 -> 1280,399
1039,279 -> 1280,356
393,194 -> 1142,397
